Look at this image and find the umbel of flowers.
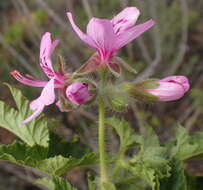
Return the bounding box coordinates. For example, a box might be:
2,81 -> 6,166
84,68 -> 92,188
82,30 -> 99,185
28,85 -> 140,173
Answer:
11,7 -> 190,189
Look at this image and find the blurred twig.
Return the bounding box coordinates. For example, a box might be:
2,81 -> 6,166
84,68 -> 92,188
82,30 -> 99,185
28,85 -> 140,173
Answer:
137,37 -> 152,64
82,0 -> 93,19
166,0 -> 189,75
11,0 -> 39,48
0,162 -> 48,190
185,109 -> 201,131
34,0 -> 67,30
135,0 -> 162,81
17,0 -> 42,38
131,104 -> 146,135
0,34 -> 37,75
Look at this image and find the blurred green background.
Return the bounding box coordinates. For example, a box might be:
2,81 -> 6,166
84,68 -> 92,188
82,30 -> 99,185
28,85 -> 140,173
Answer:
0,0 -> 203,189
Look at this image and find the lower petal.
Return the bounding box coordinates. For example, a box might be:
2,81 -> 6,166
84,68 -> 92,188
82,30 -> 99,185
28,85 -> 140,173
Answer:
23,79 -> 56,124
22,105 -> 44,125
10,70 -> 47,87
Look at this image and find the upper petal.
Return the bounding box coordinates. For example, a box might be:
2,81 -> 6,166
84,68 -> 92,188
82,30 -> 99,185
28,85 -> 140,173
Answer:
67,12 -> 97,48
115,19 -> 155,50
148,81 -> 186,101
159,75 -> 190,93
111,7 -> 140,34
87,18 -> 117,59
40,32 -> 59,79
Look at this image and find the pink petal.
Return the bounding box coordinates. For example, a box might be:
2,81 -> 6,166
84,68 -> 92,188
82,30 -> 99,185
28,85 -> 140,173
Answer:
67,12 -> 97,49
40,32 -> 52,58
111,7 -> 140,34
22,105 -> 44,125
10,70 -> 47,87
115,19 -> 155,50
66,82 -> 92,105
30,78 -> 55,109
159,75 -> 190,92
40,32 -> 59,79
22,78 -> 55,125
48,40 -> 60,58
87,18 -> 117,60
148,81 -> 185,101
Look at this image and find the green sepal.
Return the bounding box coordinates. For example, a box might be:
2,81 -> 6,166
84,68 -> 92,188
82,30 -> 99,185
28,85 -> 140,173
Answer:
106,84 -> 130,112
113,56 -> 137,75
120,81 -> 159,102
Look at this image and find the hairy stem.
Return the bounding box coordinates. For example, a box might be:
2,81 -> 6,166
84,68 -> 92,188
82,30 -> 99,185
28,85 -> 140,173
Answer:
98,70 -> 108,187
99,99 -> 107,183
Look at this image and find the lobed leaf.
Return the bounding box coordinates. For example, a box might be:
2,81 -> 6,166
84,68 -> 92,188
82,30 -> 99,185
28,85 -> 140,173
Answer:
0,141 -> 97,176
170,126 -> 203,160
106,117 -> 136,153
36,176 -> 76,190
0,84 -> 49,147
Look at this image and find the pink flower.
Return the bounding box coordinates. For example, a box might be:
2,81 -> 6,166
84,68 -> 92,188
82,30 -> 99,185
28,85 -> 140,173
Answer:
66,82 -> 92,105
11,32 -> 64,124
11,33 -> 91,124
147,76 -> 190,101
67,7 -> 155,61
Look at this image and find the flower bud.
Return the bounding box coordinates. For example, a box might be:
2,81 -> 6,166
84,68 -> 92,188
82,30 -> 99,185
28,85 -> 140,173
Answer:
147,76 -> 190,101
66,82 -> 92,105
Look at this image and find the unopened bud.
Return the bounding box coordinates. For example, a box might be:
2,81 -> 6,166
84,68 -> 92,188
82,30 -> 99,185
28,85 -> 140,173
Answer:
66,82 -> 92,105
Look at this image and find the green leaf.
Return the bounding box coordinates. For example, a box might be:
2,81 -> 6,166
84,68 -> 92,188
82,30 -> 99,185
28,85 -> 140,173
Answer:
0,141 -> 48,165
48,132 -> 91,158
87,174 -> 98,190
160,160 -> 187,190
170,126 -> 203,160
129,126 -> 171,190
0,141 -> 97,176
36,176 -> 76,190
0,84 -> 49,147
35,153 -> 97,176
103,182 -> 117,190
106,117 -> 136,153
116,177 -> 147,190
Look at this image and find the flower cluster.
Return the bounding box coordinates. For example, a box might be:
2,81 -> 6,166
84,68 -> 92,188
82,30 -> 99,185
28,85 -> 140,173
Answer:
11,7 -> 189,124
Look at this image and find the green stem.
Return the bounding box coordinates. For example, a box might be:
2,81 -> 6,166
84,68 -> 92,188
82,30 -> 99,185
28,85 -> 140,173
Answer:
98,69 -> 108,187
99,99 -> 108,184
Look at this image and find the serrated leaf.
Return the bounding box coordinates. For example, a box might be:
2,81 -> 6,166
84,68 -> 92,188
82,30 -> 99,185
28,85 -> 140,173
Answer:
0,141 -> 97,176
0,84 -> 49,147
103,182 -> 117,190
129,126 -> 170,190
160,160 -> 187,190
36,153 -> 97,176
87,174 -> 98,190
0,141 -> 48,165
36,176 -> 76,190
48,132 -> 91,158
116,176 -> 147,190
170,126 -> 203,160
106,117 -> 136,153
